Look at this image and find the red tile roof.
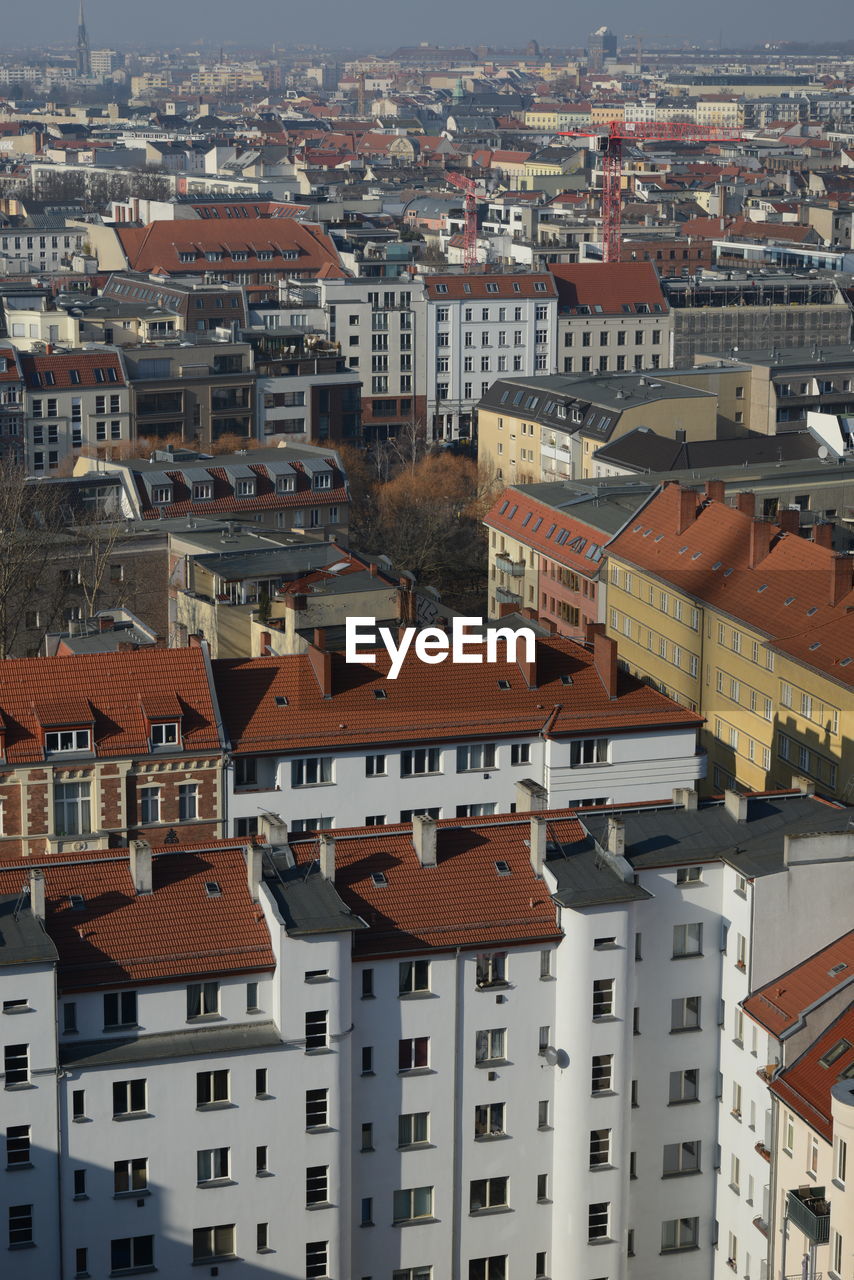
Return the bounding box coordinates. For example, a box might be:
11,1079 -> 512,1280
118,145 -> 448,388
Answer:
744,930 -> 854,1037
0,647 -> 221,763
0,842 -> 274,991
213,635 -> 701,758
116,218 -> 345,279
424,273 -> 557,301
290,810 -> 574,956
485,487 -> 607,577
136,459 -> 348,520
549,261 -> 668,314
771,1005 -> 854,1141
0,345 -> 23,383
20,350 -> 126,391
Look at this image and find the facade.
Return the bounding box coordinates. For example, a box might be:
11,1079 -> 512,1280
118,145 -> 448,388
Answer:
0,343 -> 25,460
19,349 -> 131,473
119,338 -> 255,447
550,261 -> 673,378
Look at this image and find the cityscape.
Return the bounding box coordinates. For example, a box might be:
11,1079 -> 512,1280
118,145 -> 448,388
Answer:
0,7 -> 853,1280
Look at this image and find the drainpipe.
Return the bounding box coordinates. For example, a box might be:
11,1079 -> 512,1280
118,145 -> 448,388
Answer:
450,946 -> 464,1280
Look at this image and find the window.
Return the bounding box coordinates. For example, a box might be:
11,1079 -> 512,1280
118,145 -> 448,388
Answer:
110,1235 -> 154,1272
5,1125 -> 30,1167
361,1046 -> 374,1075
139,787 -> 160,824
45,729 -> 90,754
476,953 -> 507,987
255,1068 -> 268,1098
592,1054 -> 613,1093
104,991 -> 137,1028
53,781 -> 91,836
306,1165 -> 328,1206
365,754 -> 386,777
4,1044 -> 28,1087
677,866 -> 702,884
306,1088 -> 328,1128
115,1157 -> 148,1193
401,747 -> 441,776
588,1201 -> 610,1241
663,1140 -> 701,1175
393,1186 -> 433,1222
399,960 -> 430,994
671,996 -> 701,1031
306,1241 -> 329,1279
399,1036 -> 429,1070
305,1011 -> 328,1051
784,1111 -> 794,1153
540,950 -> 552,979
292,756 -> 333,787
538,1099 -> 550,1129
474,1103 -> 504,1137
394,1270 -> 433,1280
835,1135 -> 847,1185
192,1225 -> 235,1263
475,1029 -> 505,1064
457,743 -> 497,771
187,982 -> 219,1019
196,1070 -> 229,1107
592,978 -> 615,1019
673,923 -> 703,957
361,969 -> 374,998
511,743 -> 531,765
150,722 -> 178,747
469,1259 -> 506,1280
72,1089 -> 85,1120
113,1079 -> 146,1117
569,737 -> 608,765
470,1177 -> 508,1212
590,1128 -> 611,1168
661,1217 -> 699,1252
360,1122 -> 373,1151
832,1230 -> 843,1278
178,784 -> 197,821
399,1112 -> 430,1146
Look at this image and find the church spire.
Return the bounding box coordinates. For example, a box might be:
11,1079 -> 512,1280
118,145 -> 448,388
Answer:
77,0 -> 91,78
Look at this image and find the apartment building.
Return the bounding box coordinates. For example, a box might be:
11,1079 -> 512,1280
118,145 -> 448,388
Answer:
4,787 -> 853,1280
605,480 -> 854,798
19,349 -> 132,473
550,261 -> 673,377
119,338 -> 255,447
424,273 -> 559,441
695,348 -> 854,434
0,344 -> 24,460
0,223 -> 87,274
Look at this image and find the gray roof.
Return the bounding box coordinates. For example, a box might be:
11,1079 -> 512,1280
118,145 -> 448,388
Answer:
547,837 -> 652,909
192,543 -> 343,581
59,1020 -> 282,1070
499,478 -> 657,537
265,858 -> 366,937
0,896 -> 58,968
592,427 -> 821,473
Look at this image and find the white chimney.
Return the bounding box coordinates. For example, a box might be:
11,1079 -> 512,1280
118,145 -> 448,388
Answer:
672,786 -> 699,811
607,816 -> 625,858
28,868 -> 45,921
529,815 -> 547,877
245,844 -> 263,902
319,832 -> 335,881
515,778 -> 548,813
413,814 -> 437,867
130,840 -> 153,895
724,789 -> 748,823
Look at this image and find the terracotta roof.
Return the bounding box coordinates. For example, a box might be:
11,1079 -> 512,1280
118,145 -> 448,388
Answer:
771,1004 -> 854,1141
424,273 -> 557,301
549,261 -> 668,315
289,809 -> 573,956
136,460 -> 348,520
607,485 -> 854,685
116,218 -> 345,279
20,350 -> 126,391
0,647 -> 221,763
0,345 -> 23,383
213,635 -> 701,757
485,487 -> 607,577
744,929 -> 854,1037
0,842 -> 274,991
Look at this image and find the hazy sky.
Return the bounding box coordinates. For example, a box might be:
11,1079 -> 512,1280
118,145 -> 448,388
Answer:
8,0 -> 853,51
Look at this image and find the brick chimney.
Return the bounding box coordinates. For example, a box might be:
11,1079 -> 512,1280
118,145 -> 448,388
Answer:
704,479 -> 725,504
830,554 -> 853,607
813,522 -> 833,549
584,619 -> 606,645
593,631 -> 618,699
98,615 -> 115,633
307,639 -> 332,697
413,814 -> 437,867
778,506 -> 800,535
676,486 -> 698,535
736,491 -> 755,518
748,519 -> 773,568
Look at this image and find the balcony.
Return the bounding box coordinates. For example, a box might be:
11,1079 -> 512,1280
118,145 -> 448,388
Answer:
495,553 -> 526,578
495,585 -> 523,607
787,1187 -> 830,1244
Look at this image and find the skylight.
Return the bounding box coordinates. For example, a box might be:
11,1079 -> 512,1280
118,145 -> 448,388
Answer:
205,882 -> 222,898
497,679 -> 511,690
274,695 -> 289,707
371,872 -> 388,887
495,860 -> 512,875
820,1038 -> 851,1067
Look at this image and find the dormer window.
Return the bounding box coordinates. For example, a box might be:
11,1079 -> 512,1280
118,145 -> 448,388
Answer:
312,473 -> 332,490
45,729 -> 91,755
236,478 -> 256,497
178,252 -> 196,263
276,475 -> 296,494
150,722 -> 179,748
192,481 -> 213,501
151,485 -> 172,504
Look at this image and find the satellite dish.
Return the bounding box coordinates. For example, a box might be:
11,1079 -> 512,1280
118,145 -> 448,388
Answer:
555,1048 -> 570,1070
818,445 -> 830,459
544,1046 -> 559,1067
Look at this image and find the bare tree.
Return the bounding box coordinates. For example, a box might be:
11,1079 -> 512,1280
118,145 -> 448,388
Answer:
0,464 -> 71,658
388,417 -> 430,473
73,507 -> 129,618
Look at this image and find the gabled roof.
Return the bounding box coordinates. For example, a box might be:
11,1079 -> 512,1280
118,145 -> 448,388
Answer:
484,487 -> 608,576
550,261 -> 668,315
116,218 -> 344,279
771,1004 -> 854,1141
744,929 -> 854,1038
135,459 -> 347,520
20,350 -> 126,391
424,273 -> 557,300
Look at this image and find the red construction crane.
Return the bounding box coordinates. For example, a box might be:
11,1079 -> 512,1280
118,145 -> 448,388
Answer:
560,121 -> 743,264
446,170 -> 479,268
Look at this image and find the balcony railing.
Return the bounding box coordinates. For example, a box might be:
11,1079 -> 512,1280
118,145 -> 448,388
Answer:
495,553 -> 526,578
495,585 -> 523,606
787,1188 -> 831,1244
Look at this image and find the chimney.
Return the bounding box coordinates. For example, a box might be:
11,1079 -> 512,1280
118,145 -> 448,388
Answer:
724,789 -> 748,823
188,632 -> 205,647
606,815 -> 625,857
791,775 -> 816,797
98,615 -> 115,633
258,812 -> 288,845
748,518 -> 773,568
529,814 -> 547,877
672,786 -> 699,810
117,641 -> 135,652
307,639 -> 332,697
736,491 -> 755,518
778,506 -> 800,536
260,630 -> 271,655
593,631 -> 618,699
28,868 -> 45,921
704,479 -> 725,504
369,561 -> 378,576
676,486 -> 698,535
245,843 -> 263,902
584,620 -> 606,645
318,832 -> 335,881
515,778 -> 548,812
313,628 -> 326,651
413,813 -> 437,867
830,555 -> 853,607
130,840 -> 153,894
517,646 -> 537,690
813,522 -> 833,549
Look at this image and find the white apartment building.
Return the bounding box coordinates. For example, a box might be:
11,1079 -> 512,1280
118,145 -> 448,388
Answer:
213,632 -> 706,837
0,225 -> 87,276
19,348 -> 131,473
423,273 -> 559,441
